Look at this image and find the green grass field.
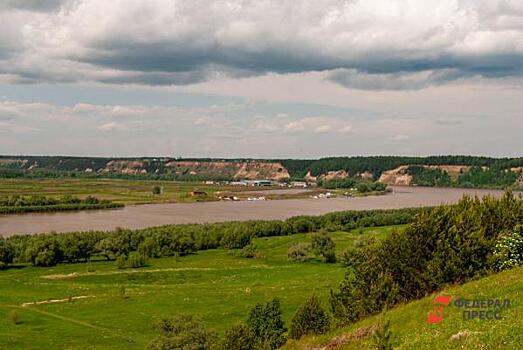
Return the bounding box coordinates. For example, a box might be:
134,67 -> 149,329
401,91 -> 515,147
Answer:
283,267 -> 523,350
0,226 -> 395,350
0,178 -> 273,205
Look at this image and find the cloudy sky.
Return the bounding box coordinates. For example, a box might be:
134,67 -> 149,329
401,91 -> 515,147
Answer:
0,0 -> 522,158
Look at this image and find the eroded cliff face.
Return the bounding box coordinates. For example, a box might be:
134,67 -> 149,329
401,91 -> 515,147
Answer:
103,160 -> 148,174
165,160 -> 290,180
378,166 -> 413,186
317,170 -> 349,182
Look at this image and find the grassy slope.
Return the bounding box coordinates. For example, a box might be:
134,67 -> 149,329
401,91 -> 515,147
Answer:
283,267 -> 523,350
0,226 -> 396,350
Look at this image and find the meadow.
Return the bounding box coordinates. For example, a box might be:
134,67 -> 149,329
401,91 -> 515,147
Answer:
0,178 -> 278,205
0,226 -> 395,350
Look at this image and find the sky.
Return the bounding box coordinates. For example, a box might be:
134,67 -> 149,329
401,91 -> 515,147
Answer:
0,0 -> 522,159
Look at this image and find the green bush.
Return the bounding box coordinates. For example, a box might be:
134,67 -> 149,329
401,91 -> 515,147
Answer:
373,315 -> 393,350
222,323 -> 253,350
148,314 -> 217,350
8,310 -> 20,325
311,232 -> 336,263
289,295 -> 330,339
287,243 -> 312,262
128,252 -> 147,268
247,299 -> 287,350
493,225 -> 523,270
0,238 -> 14,269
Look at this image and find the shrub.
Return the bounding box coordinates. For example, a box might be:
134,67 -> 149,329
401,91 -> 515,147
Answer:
148,314 -> 216,350
290,295 -> 330,339
128,252 -> 147,268
311,232 -> 336,263
152,185 -> 162,195
118,285 -> 128,299
493,225 -> 523,270
238,243 -> 258,258
220,227 -> 253,249
0,238 -> 14,269
373,315 -> 393,350
222,323 -> 253,350
287,243 -> 312,262
116,255 -> 127,269
8,310 -> 20,325
116,252 -> 147,269
247,299 -> 287,350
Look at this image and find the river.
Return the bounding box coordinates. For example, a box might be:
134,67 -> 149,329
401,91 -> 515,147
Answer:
0,186 -> 511,236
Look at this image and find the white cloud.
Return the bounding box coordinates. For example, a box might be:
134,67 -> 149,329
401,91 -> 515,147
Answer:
97,122 -> 127,131
1,0 -> 522,89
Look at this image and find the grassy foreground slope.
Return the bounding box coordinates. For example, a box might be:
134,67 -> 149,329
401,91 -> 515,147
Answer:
0,227 -> 394,350
283,266 -> 523,350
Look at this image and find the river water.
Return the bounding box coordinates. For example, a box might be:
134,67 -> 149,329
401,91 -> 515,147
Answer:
0,186 -> 510,236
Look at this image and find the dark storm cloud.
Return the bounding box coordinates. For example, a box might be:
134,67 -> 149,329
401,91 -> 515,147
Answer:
1,0 -> 523,89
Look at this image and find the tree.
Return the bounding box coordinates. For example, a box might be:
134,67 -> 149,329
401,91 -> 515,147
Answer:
311,232 -> 336,263
247,299 -> 287,350
290,295 -> 330,339
148,314 -> 216,350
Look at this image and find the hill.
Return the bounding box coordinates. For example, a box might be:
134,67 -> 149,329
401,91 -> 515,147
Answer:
1,155 -> 523,188
282,266 -> 523,350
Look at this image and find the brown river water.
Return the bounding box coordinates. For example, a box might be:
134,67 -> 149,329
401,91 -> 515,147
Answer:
0,186 -> 511,236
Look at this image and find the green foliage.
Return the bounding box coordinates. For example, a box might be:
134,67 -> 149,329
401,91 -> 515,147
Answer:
493,225 -> 523,270
457,166 -> 518,188
148,314 -> 217,350
4,207 -> 420,267
311,232 -> 336,263
24,235 -> 64,267
0,238 -> 14,269
247,299 -> 287,350
152,185 -> 162,195
408,166 -> 452,187
118,284 -> 128,299
330,191 -> 523,324
222,323 -> 253,350
287,243 -> 312,262
116,252 -> 148,269
8,310 -> 20,325
0,195 -> 122,214
373,315 -> 393,350
238,243 -> 259,258
289,295 -> 330,339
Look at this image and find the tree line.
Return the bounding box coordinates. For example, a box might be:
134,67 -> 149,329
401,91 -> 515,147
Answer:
0,195 -> 123,214
0,207 -> 420,268
409,165 -> 519,189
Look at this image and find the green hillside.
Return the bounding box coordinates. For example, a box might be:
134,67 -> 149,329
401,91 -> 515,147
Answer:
282,266 -> 523,350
